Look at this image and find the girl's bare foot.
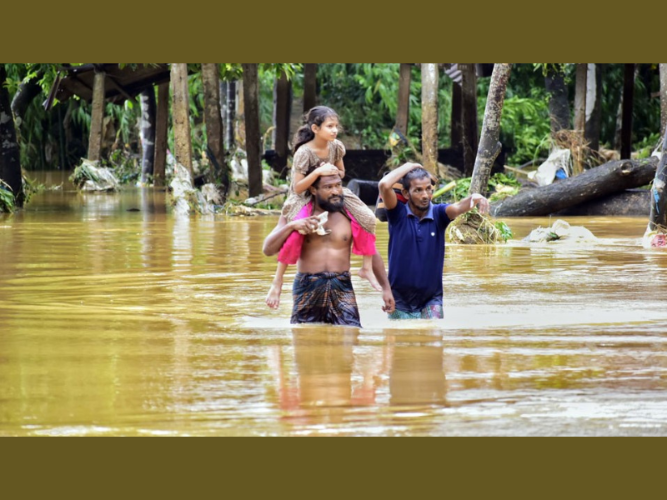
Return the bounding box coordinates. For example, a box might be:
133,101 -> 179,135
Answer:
358,267 -> 382,291
266,282 -> 282,309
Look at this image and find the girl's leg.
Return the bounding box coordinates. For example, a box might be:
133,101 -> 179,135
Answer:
342,190 -> 382,291
358,254 -> 382,291
266,261 -> 288,309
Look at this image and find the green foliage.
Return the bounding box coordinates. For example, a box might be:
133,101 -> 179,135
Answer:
494,221 -> 513,242
4,63 -> 666,184
22,173 -> 45,204
487,172 -> 521,202
498,91 -> 552,165
436,172 -> 520,204
0,180 -> 16,213
103,149 -> 140,184
633,132 -> 661,159
317,64 -> 453,150
449,177 -> 472,202
532,63 -> 569,77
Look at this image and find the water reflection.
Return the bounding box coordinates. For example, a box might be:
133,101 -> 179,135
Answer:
387,330 -> 447,407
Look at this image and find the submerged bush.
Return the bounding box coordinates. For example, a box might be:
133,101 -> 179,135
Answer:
0,180 -> 15,213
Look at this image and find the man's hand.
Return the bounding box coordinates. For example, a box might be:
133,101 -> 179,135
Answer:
292,216 -> 322,235
470,193 -> 490,215
381,288 -> 395,314
314,163 -> 340,178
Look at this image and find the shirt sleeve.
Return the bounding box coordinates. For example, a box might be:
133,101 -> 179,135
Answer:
334,140 -> 346,163
292,147 -> 313,177
436,203 -> 452,230
386,203 -> 405,225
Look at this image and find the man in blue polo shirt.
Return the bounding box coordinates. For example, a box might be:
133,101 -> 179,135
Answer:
378,163 -> 490,319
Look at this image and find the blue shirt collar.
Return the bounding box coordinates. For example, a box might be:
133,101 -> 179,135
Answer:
404,201 -> 434,220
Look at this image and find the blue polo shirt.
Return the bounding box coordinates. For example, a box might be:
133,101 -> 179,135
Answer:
386,202 -> 452,313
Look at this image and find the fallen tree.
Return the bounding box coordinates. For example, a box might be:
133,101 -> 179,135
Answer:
491,156 -> 659,217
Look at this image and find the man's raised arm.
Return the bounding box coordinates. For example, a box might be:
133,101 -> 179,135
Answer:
378,162 -> 423,211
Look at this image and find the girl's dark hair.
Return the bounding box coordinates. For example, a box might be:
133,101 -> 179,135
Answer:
292,106 -> 339,154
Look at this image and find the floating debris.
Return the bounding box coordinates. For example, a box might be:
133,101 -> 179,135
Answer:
224,204 -> 281,217
525,219 -> 597,243
70,160 -> 119,191
642,224 -> 667,248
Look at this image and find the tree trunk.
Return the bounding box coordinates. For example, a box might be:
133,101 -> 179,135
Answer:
303,63 -> 317,113
469,64 -> 512,196
545,66 -> 569,134
450,81 -> 462,149
584,63 -> 602,151
87,68 -> 106,162
421,63 -> 439,174
139,88 -> 156,183
574,64 -> 587,134
395,63 -> 412,135
202,63 -> 227,193
492,157 -> 658,217
649,134 -> 667,230
660,64 -> 667,137
460,63 -> 478,177
10,76 -> 42,127
170,63 -> 193,177
242,63 -> 262,197
621,64 -> 635,160
153,82 -> 169,187
273,69 -> 291,178
0,65 -> 23,206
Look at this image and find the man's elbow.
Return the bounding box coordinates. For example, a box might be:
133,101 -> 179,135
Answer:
263,241 -> 276,257
378,179 -> 393,195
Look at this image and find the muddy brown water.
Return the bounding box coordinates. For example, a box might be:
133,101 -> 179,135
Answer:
1,173 -> 666,436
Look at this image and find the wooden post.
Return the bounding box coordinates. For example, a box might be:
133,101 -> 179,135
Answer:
139,87 -> 156,183
153,82 -> 169,188
303,63 -> 317,113
460,63 -> 478,177
221,80 -> 236,151
88,67 -> 106,162
574,63 -> 587,134
450,81 -> 462,149
396,63 -> 412,135
242,63 -> 263,197
584,64 -> 602,152
661,64 -> 667,137
273,69 -> 291,178
202,63 -> 226,190
236,80 -> 245,149
421,63 -> 439,174
621,63 -> 635,160
170,63 -> 193,177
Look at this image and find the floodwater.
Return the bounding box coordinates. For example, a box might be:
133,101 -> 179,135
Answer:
1,172 -> 667,436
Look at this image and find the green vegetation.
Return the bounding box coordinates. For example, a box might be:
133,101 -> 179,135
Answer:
0,180 -> 15,213
2,63 -> 665,210
434,172 -> 521,205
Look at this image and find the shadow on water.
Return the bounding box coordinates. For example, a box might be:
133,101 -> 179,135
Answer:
1,179 -> 667,436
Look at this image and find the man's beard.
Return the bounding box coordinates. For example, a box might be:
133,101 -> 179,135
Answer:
317,193 -> 345,213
